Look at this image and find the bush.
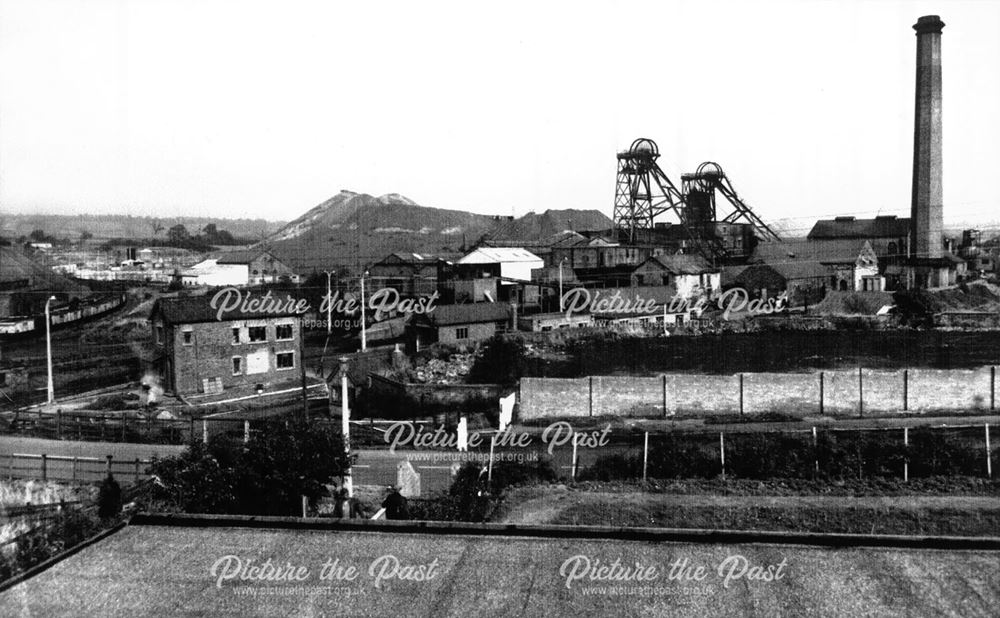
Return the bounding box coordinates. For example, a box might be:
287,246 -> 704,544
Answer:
578,454 -> 643,482
97,474 -> 122,518
468,336 -> 527,384
149,418 -> 350,516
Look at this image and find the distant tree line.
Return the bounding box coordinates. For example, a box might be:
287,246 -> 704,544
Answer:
98,223 -> 254,252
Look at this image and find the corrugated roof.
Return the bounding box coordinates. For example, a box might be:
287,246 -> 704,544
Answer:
807,216 -> 910,239
647,254 -> 718,274
150,293 -> 304,324
753,239 -> 874,264
457,247 -> 543,264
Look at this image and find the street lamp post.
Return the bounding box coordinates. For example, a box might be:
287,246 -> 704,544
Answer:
559,258 -> 568,312
360,270 -> 368,352
45,296 -> 57,405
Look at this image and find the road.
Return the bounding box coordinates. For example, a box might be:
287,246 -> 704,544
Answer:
0,436 -> 185,484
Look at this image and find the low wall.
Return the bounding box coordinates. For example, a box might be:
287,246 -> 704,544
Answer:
518,366 -> 998,420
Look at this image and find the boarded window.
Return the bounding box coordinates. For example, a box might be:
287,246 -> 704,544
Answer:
276,352 -> 295,370
246,349 -> 269,374
275,324 -> 293,341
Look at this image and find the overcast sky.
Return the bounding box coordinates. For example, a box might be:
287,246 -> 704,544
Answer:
1,0 -> 998,233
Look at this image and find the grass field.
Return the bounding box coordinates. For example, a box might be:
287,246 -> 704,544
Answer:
497,481 -> 1000,536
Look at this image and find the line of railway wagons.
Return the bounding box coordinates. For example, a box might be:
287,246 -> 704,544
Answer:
0,294 -> 126,337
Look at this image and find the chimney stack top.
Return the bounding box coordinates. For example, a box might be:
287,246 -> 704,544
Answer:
913,15 -> 945,35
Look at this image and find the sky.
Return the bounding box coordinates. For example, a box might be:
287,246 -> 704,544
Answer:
1,0 -> 999,234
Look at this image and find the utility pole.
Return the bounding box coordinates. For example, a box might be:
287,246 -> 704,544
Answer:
45,296 -> 57,405
360,271 -> 368,352
340,357 -> 353,498
559,258 -> 567,312
322,270 -> 334,334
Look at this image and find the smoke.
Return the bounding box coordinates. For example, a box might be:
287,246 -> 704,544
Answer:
139,373 -> 164,406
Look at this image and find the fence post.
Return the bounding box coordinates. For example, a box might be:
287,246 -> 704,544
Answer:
106,455 -> 113,476
819,372 -> 824,415
992,367 -> 996,411
858,366 -> 863,418
719,432 -> 726,481
571,439 -> 578,481
41,453 -> 47,481
202,419 -> 209,444
101,415 -> 106,440
56,409 -> 62,439
135,458 -> 141,482
301,495 -> 308,518
244,420 -> 250,444
189,417 -> 195,442
987,423 -> 993,479
72,457 -> 78,481
642,432 -> 649,483
812,427 -> 819,476
588,377 -> 593,418
903,427 -> 909,482
8,454 -> 13,480
739,374 -> 744,416
903,369 -> 909,412
662,374 -> 668,418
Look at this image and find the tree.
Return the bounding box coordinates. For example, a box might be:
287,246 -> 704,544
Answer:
29,229 -> 47,242
149,418 -> 351,516
150,219 -> 164,237
167,224 -> 190,244
79,231 -> 93,242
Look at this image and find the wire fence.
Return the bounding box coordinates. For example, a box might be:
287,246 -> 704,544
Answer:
556,423 -> 996,483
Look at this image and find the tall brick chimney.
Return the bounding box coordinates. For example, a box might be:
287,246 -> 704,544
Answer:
910,15 -> 945,260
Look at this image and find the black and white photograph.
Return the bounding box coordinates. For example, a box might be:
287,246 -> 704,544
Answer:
0,1 -> 998,616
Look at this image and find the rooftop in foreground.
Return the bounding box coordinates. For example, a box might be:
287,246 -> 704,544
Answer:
0,514 -> 997,617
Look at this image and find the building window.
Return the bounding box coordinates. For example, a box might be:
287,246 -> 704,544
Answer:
155,325 -> 164,345
248,326 -> 267,342
182,329 -> 193,345
276,352 -> 295,370
455,327 -> 469,340
275,324 -> 293,341
232,327 -> 241,345
232,357 -> 242,375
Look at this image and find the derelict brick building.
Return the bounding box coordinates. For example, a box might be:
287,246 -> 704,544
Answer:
149,294 -> 303,395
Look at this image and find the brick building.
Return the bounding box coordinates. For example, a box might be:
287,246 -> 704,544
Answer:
408,303 -> 512,350
148,294 -> 303,395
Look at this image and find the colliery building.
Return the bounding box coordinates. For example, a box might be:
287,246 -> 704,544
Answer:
148,294 -> 303,396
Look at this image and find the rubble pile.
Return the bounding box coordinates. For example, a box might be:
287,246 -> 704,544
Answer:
411,354 -> 474,384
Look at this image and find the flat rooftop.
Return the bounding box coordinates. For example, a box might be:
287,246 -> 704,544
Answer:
1,516 -> 997,617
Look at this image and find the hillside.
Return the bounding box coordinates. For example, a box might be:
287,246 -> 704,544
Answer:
267,191 -> 615,273
0,246 -> 90,295
0,214 -> 283,242
485,209 -> 613,240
